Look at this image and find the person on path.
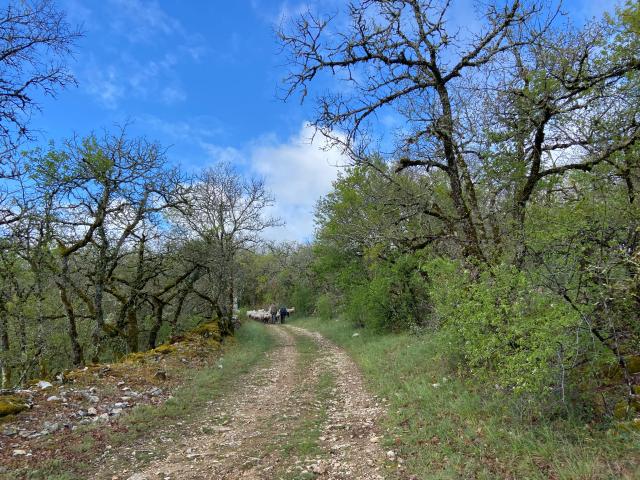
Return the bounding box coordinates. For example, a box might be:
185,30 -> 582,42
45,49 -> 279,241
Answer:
279,306 -> 288,324
269,304 -> 277,324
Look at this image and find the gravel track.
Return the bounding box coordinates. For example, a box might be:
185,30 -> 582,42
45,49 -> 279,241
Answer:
107,325 -> 387,480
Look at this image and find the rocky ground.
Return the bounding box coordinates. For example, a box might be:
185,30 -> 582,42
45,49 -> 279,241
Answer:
101,325 -> 393,480
2,378 -> 166,447
2,324 -> 396,479
0,323 -> 222,476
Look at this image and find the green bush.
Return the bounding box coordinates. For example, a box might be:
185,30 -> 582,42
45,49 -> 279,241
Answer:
425,258 -> 580,397
343,253 -> 430,332
290,284 -> 315,316
315,293 -> 335,320
343,283 -> 371,328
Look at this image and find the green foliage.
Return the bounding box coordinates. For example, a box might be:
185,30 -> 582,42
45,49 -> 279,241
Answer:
312,163 -> 434,332
304,124 -> 639,418
342,283 -> 372,328
315,293 -> 334,320
237,244 -> 318,312
292,316 -> 640,479
425,258 -> 580,395
343,252 -> 430,331
290,284 -> 315,316
608,0 -> 640,55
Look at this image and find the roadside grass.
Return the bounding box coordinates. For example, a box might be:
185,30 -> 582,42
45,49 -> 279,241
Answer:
292,316 -> 640,480
10,321 -> 276,480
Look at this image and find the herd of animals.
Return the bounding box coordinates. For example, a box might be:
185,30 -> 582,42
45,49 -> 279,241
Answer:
246,306 -> 295,324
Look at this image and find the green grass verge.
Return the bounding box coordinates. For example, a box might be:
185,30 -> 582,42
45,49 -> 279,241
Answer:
12,321 -> 277,480
292,316 -> 640,480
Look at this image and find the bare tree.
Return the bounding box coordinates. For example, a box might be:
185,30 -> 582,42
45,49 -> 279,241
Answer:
176,162 -> 281,335
0,0 -> 81,247
487,22 -> 640,265
0,0 -> 81,158
279,0 -> 544,261
280,1 -> 640,266
27,130 -> 184,363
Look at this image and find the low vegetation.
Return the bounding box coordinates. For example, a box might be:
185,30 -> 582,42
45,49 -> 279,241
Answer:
2,321 -> 275,479
293,316 -> 640,479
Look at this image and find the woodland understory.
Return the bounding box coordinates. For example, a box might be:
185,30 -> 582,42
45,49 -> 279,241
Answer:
1,0 -> 640,435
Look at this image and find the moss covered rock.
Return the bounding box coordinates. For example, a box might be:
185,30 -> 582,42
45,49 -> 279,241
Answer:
626,355 -> 640,375
123,344 -> 176,363
123,351 -> 148,363
0,395 -> 28,417
613,399 -> 640,419
600,356 -> 640,382
612,418 -> 640,434
152,344 -> 176,355
189,322 -> 221,342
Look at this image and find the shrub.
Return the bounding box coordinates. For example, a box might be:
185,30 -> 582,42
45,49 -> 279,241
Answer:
290,284 -> 315,316
315,294 -> 335,320
343,253 -> 430,332
425,258 -> 580,398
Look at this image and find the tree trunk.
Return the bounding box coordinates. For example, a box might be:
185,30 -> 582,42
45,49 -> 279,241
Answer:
148,300 -> 164,349
59,286 -> 84,366
126,308 -> 138,353
91,269 -> 106,362
0,302 -> 11,388
435,81 -> 486,263
91,226 -> 109,362
214,302 -> 233,337
228,268 -> 236,332
513,202 -> 528,268
59,257 -> 84,366
170,288 -> 189,336
90,283 -> 104,363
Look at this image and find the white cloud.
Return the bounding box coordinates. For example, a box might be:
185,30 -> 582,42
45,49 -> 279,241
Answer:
250,0 -> 345,25
200,144 -> 245,166
79,1 -> 205,109
160,86 -> 187,105
109,0 -> 183,43
206,123 -> 346,242
82,52 -> 187,108
84,63 -> 124,109
139,115 -> 225,143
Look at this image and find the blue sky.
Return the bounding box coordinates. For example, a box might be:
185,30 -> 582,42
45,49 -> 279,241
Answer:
28,0 -> 620,241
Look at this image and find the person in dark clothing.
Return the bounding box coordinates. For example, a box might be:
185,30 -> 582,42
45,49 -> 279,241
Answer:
279,306 -> 288,324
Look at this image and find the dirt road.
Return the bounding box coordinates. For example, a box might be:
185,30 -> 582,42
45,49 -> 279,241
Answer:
101,325 -> 388,480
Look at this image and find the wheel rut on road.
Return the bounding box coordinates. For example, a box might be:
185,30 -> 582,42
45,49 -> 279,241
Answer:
112,324 -> 387,480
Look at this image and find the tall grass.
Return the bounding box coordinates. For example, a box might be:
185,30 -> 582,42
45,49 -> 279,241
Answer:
293,317 -> 640,479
